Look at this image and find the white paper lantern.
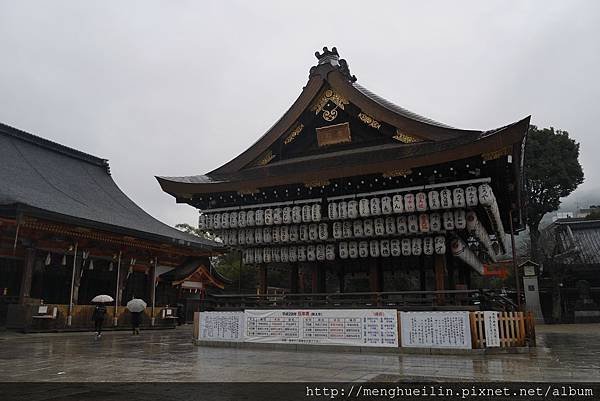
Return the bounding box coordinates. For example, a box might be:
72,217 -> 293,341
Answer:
332,222 -> 343,239
416,192 -> 428,212
238,211 -> 247,228
401,239 -> 412,256
308,224 -> 318,241
242,249 -> 249,264
264,209 -> 274,225
465,186 -> 478,207
348,241 -> 358,258
370,198 -> 381,216
412,238 -> 422,256
478,184 -> 494,205
348,200 -> 359,219
454,210 -> 466,230
381,196 -> 393,214
221,231 -> 229,246
206,214 -> 214,230
282,207 -> 292,225
392,194 -> 404,213
311,204 -> 322,222
213,213 -> 222,229
339,242 -> 349,259
353,220 -> 364,237
318,223 -> 328,240
435,236 -> 446,254
297,246 -> 307,261
452,188 -> 466,208
307,245 -> 316,261
430,213 -> 442,232
408,215 -> 419,233
245,249 -> 254,264
403,194 -> 415,213
451,237 -> 483,274
199,214 -> 207,230
263,227 -> 272,243
255,209 -> 265,226
419,214 -> 430,233
221,212 -> 230,229
316,244 -> 326,261
281,247 -> 289,263
228,230 -> 237,246
423,237 -> 434,255
263,247 -> 272,263
289,225 -> 299,242
326,244 -> 335,260
358,241 -> 369,258
363,219 -> 374,237
254,228 -> 263,244
280,225 -> 289,242
440,189 -> 453,209
343,221 -> 353,238
255,248 -> 263,264
272,247 -> 281,263
238,230 -> 246,245
359,198 -> 371,217
374,218 -> 385,236
442,211 -> 455,231
292,206 -> 302,223
328,202 -> 339,220
289,246 -> 298,262
245,228 -> 255,245
338,201 -> 348,219
299,225 -> 309,242
369,240 -> 380,257
273,208 -> 282,225
302,205 -> 312,222
246,210 -> 255,226
380,240 -> 390,257
396,216 -> 408,235
271,226 -> 280,243
391,239 -> 401,257
428,190 -> 441,210
385,217 -> 396,235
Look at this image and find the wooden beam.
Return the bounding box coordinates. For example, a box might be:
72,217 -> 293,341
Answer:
18,248 -> 35,304
435,254 -> 446,305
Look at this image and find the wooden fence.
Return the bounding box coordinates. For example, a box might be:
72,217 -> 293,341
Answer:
470,311 -> 536,349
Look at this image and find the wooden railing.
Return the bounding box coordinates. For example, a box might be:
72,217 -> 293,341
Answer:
195,289 -> 518,312
470,311 -> 536,348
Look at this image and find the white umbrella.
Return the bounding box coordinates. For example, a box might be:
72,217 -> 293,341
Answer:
91,294 -> 114,303
126,298 -> 147,313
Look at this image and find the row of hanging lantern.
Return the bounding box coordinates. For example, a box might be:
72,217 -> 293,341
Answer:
216,209 -> 481,247
466,211 -> 499,261
199,204 -> 322,230
451,237 -> 484,274
241,235 -> 449,265
477,184 -> 507,252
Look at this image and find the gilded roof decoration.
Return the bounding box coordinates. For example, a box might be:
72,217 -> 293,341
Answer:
358,112 -> 381,129
304,179 -> 331,188
482,146 -> 512,161
393,130 -> 422,144
284,124 -> 304,145
254,150 -> 275,166
383,169 -> 413,178
312,89 -> 349,122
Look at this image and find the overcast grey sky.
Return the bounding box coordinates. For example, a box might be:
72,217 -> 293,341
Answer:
1,1 -> 599,227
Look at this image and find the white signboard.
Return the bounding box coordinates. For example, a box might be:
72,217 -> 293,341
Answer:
198,312 -> 245,342
400,311 -> 472,349
244,309 -> 398,347
483,311 -> 501,347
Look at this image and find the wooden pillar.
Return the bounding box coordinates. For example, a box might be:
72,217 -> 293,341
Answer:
338,264 -> 345,293
289,263 -> 299,294
311,264 -> 318,293
318,264 -> 327,293
434,254 -> 446,305
19,248 -> 36,304
258,265 -> 267,294
419,255 -> 427,291
369,260 -> 382,292
446,253 -> 455,290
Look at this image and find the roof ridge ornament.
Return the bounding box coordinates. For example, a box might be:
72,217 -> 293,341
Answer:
312,46 -> 357,83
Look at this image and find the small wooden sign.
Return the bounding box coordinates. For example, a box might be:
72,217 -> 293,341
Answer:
316,122 -> 351,147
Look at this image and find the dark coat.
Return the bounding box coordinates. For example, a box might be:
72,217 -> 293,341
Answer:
92,305 -> 107,322
131,311 -> 142,327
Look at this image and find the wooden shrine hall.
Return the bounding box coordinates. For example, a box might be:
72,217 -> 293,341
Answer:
158,47 -> 530,306
0,123 -> 226,330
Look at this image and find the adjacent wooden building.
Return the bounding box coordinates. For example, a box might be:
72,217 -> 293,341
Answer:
0,123 -> 226,330
158,47 -> 530,299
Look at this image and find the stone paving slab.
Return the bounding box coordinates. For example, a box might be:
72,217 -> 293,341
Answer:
0,324 -> 599,382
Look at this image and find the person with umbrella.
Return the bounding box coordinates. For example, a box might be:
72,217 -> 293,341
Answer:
127,298 -> 146,335
91,295 -> 113,339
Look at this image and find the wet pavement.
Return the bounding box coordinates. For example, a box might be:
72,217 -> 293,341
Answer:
0,324 -> 599,382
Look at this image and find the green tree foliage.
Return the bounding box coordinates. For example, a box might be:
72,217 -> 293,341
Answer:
526,125 -> 584,260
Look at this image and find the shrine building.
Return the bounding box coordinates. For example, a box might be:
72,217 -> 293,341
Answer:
157,47 -> 529,302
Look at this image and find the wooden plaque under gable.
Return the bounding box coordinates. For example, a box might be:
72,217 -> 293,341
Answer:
316,122 -> 351,147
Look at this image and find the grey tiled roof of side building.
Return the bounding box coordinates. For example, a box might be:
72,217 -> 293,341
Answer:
0,122 -> 221,249
553,219 -> 600,265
